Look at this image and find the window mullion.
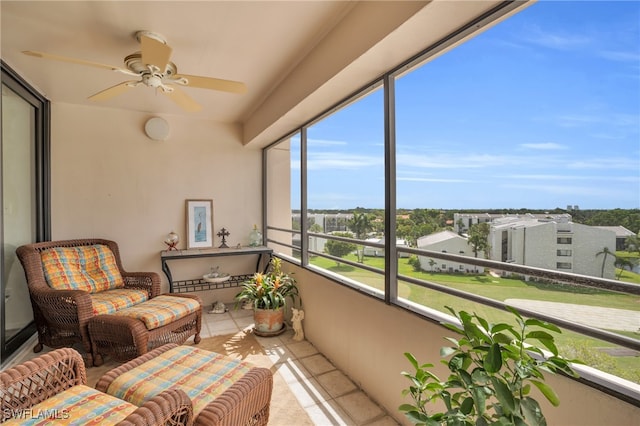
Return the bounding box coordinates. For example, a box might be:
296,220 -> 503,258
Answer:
384,74 -> 397,304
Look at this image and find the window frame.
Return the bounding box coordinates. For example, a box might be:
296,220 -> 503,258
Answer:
263,1 -> 640,403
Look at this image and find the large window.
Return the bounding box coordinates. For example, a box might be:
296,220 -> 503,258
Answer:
305,86 -> 386,293
1,61 -> 50,362
265,1 -> 640,389
266,132 -> 300,259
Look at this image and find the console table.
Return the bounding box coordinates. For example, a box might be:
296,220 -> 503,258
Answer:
161,246 -> 273,293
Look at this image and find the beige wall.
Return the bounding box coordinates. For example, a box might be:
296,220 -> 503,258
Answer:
284,261 -> 640,425
50,102 -> 263,301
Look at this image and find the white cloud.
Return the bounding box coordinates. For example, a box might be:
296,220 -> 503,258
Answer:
307,152 -> 382,170
397,177 -> 470,183
501,174 -> 639,182
307,138 -> 348,146
396,152 -> 535,170
566,157 -> 639,170
522,26 -> 592,50
598,50 -> 640,62
500,183 -> 631,198
520,143 -> 567,150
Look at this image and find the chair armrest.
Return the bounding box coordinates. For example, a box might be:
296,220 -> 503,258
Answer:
0,348 -> 86,421
122,271 -> 161,298
30,288 -> 94,324
118,388 -> 193,426
195,367 -> 273,426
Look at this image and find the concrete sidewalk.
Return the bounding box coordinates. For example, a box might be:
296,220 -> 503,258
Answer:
504,299 -> 640,332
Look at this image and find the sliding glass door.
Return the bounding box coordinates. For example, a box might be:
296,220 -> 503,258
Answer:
1,61 -> 49,363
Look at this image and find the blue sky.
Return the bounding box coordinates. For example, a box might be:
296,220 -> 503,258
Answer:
295,1 -> 639,210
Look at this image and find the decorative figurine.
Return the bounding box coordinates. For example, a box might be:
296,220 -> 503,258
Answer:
292,308 -> 305,341
164,231 -> 179,251
210,301 -> 227,314
217,227 -> 230,248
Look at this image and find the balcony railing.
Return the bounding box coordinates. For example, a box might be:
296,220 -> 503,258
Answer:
267,225 -> 640,403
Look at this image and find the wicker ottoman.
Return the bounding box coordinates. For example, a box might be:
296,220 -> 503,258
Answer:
95,343 -> 273,426
88,294 -> 202,366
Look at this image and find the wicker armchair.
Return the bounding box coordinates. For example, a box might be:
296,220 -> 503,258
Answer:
0,347 -> 193,425
16,239 -> 160,366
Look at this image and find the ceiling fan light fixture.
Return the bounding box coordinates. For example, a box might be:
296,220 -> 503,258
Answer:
142,74 -> 163,88
144,117 -> 170,141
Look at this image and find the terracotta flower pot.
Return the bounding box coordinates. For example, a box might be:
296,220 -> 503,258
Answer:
254,307 -> 284,333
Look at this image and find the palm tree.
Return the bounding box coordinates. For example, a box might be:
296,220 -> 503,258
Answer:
349,212 -> 371,263
595,247 -> 613,278
349,212 -> 371,240
614,255 -> 635,280
428,258 -> 437,272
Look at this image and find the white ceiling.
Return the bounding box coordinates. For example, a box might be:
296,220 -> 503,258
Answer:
1,1 -> 527,146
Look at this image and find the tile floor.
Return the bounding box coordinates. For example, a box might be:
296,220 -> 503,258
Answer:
203,307 -> 400,426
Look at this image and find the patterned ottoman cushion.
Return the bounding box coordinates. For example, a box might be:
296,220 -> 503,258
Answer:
2,384 -> 136,425
114,295 -> 201,330
105,345 -> 253,416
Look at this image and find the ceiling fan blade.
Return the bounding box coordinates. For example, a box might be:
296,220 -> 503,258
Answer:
162,86 -> 202,112
88,81 -> 137,101
173,74 -> 247,94
140,35 -> 172,72
22,50 -> 131,74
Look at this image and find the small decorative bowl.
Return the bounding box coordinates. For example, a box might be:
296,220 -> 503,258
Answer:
202,272 -> 231,283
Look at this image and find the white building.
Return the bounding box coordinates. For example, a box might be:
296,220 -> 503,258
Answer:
453,212 -> 572,234
416,230 -> 482,273
362,238 -> 410,258
417,217 -> 617,279
489,217 -> 617,279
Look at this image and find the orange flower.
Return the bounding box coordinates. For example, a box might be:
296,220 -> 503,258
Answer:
254,273 -> 264,286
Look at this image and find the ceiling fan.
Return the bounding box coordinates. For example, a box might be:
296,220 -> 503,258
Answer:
22,30 -> 247,112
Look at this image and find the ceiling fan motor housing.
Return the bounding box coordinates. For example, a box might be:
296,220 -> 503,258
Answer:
124,53 -> 176,76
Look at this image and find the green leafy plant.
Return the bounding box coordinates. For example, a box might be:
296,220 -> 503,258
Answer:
399,306 -> 580,426
235,257 -> 299,310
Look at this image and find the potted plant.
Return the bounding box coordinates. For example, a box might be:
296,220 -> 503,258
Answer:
399,306 -> 580,426
235,257 -> 300,335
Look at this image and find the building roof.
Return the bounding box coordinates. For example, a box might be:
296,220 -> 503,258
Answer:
594,226 -> 636,238
417,230 -> 463,246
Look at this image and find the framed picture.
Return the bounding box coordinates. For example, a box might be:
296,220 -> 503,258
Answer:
186,199 -> 213,249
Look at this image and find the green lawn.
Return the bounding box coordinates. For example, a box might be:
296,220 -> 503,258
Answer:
309,253 -> 640,383
311,254 -> 640,311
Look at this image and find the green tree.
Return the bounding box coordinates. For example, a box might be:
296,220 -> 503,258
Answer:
349,212 -> 372,263
625,233 -> 640,255
348,211 -> 371,239
408,255 -> 422,272
428,258 -> 437,272
596,246 -> 613,278
614,255 -> 635,279
309,223 -> 323,233
396,218 -> 416,241
467,222 -> 491,258
324,232 -> 357,266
